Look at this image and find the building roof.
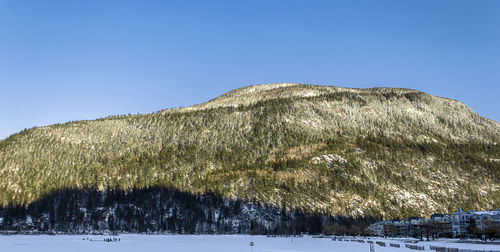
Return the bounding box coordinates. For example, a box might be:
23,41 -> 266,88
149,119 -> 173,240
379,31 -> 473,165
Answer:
468,211 -> 500,215
432,213 -> 445,217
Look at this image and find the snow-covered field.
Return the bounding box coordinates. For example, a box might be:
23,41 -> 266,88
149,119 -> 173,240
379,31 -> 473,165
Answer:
0,235 -> 499,252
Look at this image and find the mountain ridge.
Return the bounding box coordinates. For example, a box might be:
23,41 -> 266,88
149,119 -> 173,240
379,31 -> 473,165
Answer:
166,83 -> 475,114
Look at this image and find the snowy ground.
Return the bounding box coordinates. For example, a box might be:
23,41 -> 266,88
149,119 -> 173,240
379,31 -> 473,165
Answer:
0,235 -> 499,252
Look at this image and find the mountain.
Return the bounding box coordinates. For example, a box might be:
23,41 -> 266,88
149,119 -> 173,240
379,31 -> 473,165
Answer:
0,83 -> 499,233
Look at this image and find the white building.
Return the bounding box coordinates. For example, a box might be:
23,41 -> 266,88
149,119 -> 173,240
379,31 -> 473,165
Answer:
367,220 -> 391,236
451,208 -> 500,237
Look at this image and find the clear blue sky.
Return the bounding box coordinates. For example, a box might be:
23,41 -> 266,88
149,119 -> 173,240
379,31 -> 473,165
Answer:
1,0 -> 499,139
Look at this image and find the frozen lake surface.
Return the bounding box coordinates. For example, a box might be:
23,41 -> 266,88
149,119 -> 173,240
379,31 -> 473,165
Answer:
0,235 -> 499,252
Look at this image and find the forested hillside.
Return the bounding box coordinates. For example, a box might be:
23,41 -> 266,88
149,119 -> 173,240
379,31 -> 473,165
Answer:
0,83 -> 499,233
0,187 -> 374,234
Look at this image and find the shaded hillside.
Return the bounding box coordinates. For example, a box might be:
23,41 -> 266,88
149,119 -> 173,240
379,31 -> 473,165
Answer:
0,187 -> 374,234
0,83 -> 499,220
